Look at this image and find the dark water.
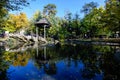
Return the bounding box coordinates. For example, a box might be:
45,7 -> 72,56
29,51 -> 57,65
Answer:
0,43 -> 120,80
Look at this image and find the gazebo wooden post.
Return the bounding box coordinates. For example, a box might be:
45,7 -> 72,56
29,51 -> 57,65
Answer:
44,46 -> 46,59
44,25 -> 46,39
36,26 -> 38,42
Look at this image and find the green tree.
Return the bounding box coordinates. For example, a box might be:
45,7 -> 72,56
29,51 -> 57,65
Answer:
58,19 -> 69,40
43,4 -> 57,16
42,4 -> 60,39
0,0 -> 29,11
72,13 -> 81,38
0,8 -> 8,28
48,16 -> 61,39
81,1 -> 98,15
81,2 -> 98,38
27,10 -> 43,35
64,12 -> 73,39
101,0 -> 120,37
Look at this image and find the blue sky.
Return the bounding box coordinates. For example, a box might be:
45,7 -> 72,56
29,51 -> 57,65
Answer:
11,0 -> 105,19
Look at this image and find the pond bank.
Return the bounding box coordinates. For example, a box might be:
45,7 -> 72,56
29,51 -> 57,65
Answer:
0,37 -> 120,47
62,38 -> 120,46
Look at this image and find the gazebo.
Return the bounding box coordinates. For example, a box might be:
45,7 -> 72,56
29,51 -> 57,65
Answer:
35,18 -> 50,41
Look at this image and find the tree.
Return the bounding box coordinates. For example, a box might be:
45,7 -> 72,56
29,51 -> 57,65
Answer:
58,19 -> 69,40
3,13 -> 29,32
81,2 -> 98,15
81,2 -> 98,38
48,16 -> 61,39
0,0 -> 29,11
43,4 -> 60,39
43,4 -> 57,16
0,8 -> 8,28
102,0 -> 120,37
64,12 -> 73,38
27,10 -> 43,35
0,0 -> 33,28
72,13 -> 81,37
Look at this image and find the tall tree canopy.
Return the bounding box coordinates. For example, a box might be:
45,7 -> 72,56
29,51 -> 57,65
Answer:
43,4 -> 57,16
81,1 -> 98,15
0,0 -> 30,11
103,0 -> 120,34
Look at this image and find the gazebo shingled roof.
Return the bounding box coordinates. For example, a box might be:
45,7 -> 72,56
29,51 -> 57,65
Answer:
35,18 -> 50,28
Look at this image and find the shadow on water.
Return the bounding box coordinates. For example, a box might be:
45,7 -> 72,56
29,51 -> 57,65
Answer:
0,42 -> 120,80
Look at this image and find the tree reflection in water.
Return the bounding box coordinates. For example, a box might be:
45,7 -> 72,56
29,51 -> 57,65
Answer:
0,43 -> 120,80
44,62 -> 57,75
0,46 -> 9,80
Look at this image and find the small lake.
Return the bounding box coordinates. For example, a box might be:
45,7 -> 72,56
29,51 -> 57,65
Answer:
0,43 -> 120,80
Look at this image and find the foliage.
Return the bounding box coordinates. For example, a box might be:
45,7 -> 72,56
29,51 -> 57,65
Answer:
0,0 -> 32,28
0,0 -> 29,11
81,1 -> 98,15
101,0 -> 120,34
1,1 -> 119,40
27,10 -> 43,35
0,8 -> 8,28
13,53 -> 30,66
3,13 -> 29,32
80,0 -> 120,38
48,16 -> 61,37
43,4 -> 57,16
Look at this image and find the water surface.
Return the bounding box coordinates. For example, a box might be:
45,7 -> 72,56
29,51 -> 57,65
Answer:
0,43 -> 120,80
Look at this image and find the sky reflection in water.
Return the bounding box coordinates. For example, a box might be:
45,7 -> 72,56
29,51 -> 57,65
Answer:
0,44 -> 119,80
7,60 -> 103,80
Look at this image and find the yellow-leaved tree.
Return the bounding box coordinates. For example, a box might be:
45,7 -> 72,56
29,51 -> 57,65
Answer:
4,12 -> 29,33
